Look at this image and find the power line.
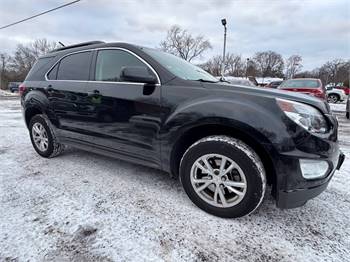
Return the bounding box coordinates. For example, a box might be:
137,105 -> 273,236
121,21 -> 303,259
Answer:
0,0 -> 81,30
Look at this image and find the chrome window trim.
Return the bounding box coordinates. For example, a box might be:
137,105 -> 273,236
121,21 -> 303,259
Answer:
45,47 -> 161,85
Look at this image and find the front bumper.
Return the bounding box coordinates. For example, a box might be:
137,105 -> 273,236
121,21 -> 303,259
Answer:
277,152 -> 345,209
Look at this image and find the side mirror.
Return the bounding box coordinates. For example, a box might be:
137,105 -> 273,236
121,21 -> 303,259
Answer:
120,66 -> 157,84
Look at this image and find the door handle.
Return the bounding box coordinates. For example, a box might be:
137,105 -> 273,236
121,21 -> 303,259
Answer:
87,90 -> 100,96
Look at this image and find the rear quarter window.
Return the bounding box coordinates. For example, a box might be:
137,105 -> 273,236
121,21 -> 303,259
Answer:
25,56 -> 56,81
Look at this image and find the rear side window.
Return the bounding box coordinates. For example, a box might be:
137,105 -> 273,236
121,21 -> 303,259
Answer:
26,57 -> 55,81
95,49 -> 147,82
47,63 -> 58,80
57,51 -> 91,80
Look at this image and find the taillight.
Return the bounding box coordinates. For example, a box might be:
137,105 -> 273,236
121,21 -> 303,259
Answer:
19,83 -> 26,96
312,88 -> 326,100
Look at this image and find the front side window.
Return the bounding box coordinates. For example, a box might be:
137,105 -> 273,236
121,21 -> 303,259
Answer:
95,49 -> 148,82
57,51 -> 91,80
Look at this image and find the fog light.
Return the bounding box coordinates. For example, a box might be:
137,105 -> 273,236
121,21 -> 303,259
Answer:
299,159 -> 329,179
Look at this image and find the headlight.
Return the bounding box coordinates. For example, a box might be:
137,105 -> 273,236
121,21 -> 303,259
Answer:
276,98 -> 329,133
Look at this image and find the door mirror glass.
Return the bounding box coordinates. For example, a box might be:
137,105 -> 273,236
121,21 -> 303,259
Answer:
120,66 -> 157,84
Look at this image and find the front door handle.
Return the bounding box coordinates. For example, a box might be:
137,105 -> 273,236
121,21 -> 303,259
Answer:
87,90 -> 100,96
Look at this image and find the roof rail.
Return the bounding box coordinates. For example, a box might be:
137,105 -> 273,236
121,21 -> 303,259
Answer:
50,41 -> 105,53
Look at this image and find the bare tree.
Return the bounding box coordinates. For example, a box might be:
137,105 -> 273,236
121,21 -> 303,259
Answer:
160,25 -> 212,62
30,38 -> 59,58
285,55 -> 302,79
225,54 -> 245,76
200,53 -> 245,77
320,59 -> 349,85
200,55 -> 222,76
253,51 -> 284,77
0,53 -> 10,89
9,38 -> 59,80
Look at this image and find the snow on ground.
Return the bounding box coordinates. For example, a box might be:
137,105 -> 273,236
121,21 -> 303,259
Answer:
329,101 -> 347,113
0,89 -> 19,97
0,97 -> 349,261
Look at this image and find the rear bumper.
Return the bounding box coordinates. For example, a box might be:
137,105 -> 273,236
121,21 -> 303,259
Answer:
277,152 -> 345,209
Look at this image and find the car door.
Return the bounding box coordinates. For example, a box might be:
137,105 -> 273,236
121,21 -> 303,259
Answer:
82,48 -> 162,167
45,51 -> 93,140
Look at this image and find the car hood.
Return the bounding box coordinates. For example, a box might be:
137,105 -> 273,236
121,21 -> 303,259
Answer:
203,82 -> 330,113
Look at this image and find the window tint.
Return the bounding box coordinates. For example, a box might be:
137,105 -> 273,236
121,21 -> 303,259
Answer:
57,52 -> 91,80
47,63 -> 59,80
26,57 -> 55,80
95,49 -> 148,82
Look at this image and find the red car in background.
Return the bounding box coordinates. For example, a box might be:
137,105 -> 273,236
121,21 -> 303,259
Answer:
334,86 -> 350,95
278,78 -> 326,100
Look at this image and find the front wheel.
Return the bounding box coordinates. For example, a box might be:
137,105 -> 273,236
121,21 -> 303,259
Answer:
180,136 -> 266,218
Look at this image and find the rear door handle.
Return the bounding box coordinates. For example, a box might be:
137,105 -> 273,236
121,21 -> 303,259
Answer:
87,90 -> 100,96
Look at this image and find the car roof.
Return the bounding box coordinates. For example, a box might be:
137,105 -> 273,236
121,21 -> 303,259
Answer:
41,41 -> 147,58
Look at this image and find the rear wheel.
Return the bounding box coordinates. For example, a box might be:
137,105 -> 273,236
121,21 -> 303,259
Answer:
327,94 -> 339,103
29,114 -> 64,158
180,135 -> 266,218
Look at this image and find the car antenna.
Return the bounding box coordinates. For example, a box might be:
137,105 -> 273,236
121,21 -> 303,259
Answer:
58,41 -> 65,47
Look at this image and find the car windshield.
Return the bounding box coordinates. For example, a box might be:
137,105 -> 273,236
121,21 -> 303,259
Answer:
143,48 -> 218,82
280,79 -> 320,88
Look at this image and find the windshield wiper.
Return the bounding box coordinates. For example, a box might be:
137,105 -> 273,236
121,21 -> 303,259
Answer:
193,79 -> 219,83
219,78 -> 230,83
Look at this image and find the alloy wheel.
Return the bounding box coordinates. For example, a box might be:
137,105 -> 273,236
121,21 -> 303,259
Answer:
190,154 -> 247,208
32,122 -> 49,152
328,95 -> 338,103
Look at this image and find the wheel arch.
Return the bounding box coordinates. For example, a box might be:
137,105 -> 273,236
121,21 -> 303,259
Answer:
24,106 -> 43,127
23,90 -> 57,128
169,122 -> 277,190
328,92 -> 340,100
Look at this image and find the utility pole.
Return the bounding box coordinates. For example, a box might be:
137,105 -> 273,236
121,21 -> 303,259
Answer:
221,18 -> 227,80
246,58 -> 250,79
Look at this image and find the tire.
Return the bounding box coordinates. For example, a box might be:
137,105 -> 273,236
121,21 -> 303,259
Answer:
180,135 -> 266,218
29,114 -> 64,158
327,94 -> 339,103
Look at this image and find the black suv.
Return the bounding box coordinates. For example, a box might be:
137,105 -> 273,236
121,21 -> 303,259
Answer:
21,41 -> 344,218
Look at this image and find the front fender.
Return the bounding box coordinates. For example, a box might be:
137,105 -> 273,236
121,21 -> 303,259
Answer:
162,97 -> 292,148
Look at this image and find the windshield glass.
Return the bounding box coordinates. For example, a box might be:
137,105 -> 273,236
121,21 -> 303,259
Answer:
280,79 -> 320,88
143,48 -> 218,82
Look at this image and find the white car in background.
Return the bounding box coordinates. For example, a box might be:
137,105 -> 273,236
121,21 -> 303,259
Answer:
326,86 -> 346,103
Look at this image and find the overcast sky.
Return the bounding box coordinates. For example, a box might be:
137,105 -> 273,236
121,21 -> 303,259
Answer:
0,0 -> 349,70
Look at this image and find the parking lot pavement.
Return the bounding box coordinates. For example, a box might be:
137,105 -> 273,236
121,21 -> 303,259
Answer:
1,97 -> 349,261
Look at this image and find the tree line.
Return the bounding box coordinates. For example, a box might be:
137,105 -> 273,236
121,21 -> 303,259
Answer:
161,25 -> 349,85
1,25 -> 349,89
0,39 -> 59,88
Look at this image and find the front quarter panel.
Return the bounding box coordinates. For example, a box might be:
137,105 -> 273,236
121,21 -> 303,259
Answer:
160,84 -> 294,172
